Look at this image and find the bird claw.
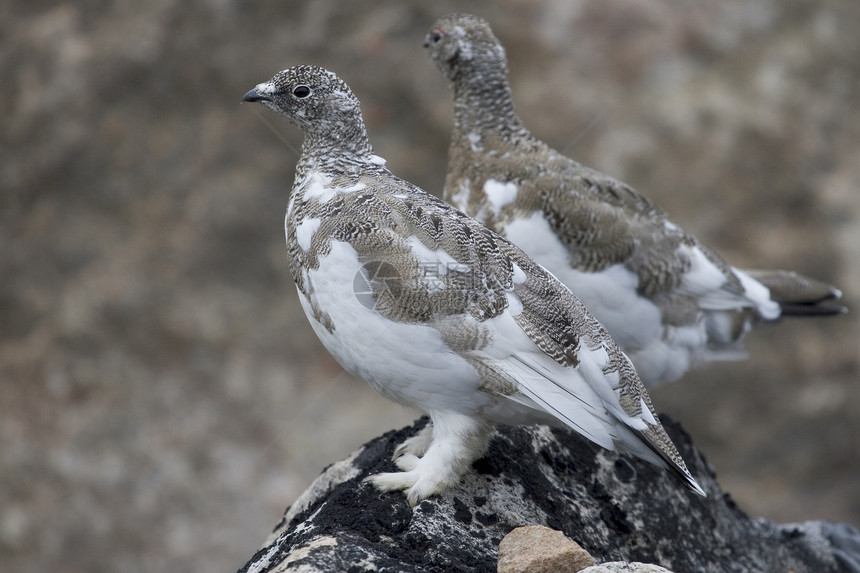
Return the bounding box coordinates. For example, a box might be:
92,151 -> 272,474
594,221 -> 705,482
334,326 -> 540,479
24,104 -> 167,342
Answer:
391,424 -> 433,461
364,472 -> 421,507
367,414 -> 490,506
364,469 -> 446,508
394,453 -> 420,471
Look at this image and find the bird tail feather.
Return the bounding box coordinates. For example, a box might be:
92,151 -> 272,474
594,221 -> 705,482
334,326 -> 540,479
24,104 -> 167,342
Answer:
744,269 -> 847,316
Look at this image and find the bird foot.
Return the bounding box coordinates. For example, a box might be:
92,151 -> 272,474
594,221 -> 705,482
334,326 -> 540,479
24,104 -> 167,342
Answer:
392,424 -> 434,461
364,457 -> 460,508
366,413 -> 492,506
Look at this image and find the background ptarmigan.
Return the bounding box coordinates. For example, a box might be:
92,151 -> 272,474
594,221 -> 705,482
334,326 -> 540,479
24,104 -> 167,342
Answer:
242,64 -> 705,505
425,13 -> 845,388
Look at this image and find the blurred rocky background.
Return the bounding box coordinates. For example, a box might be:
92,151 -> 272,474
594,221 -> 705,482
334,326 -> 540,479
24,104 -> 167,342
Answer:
1,1 -> 857,571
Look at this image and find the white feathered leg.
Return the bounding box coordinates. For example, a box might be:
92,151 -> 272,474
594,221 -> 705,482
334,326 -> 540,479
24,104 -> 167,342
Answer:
392,422 -> 434,461
366,412 -> 493,506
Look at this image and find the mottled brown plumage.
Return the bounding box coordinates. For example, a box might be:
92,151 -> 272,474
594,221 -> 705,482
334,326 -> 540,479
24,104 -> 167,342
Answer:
426,13 -> 844,386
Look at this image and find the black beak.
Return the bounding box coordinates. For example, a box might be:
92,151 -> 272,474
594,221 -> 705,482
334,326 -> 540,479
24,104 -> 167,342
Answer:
242,88 -> 271,103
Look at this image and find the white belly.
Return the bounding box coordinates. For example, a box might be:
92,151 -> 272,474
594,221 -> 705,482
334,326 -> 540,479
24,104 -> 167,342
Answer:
296,240 -> 487,413
504,212 -> 708,386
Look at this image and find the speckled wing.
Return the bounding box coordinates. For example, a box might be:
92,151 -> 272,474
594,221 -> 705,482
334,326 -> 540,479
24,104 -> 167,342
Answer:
451,141 -> 744,301
491,241 -> 702,492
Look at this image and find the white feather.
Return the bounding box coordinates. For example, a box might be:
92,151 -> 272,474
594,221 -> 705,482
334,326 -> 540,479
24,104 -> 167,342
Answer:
298,172 -> 366,204
295,217 -> 321,252
483,179 -> 518,218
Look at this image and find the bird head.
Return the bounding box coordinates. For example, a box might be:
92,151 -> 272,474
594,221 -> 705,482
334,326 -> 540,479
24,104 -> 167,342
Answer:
424,13 -> 508,83
242,65 -> 361,133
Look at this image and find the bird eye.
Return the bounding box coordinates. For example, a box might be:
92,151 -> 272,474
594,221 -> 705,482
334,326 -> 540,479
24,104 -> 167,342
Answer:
293,85 -> 311,98
430,29 -> 443,43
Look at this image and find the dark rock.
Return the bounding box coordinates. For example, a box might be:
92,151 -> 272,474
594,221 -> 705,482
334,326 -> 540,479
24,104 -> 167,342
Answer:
239,416 -> 860,573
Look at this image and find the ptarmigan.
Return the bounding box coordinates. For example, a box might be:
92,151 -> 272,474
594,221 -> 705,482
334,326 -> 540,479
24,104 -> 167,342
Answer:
425,13 -> 845,387
242,65 -> 705,505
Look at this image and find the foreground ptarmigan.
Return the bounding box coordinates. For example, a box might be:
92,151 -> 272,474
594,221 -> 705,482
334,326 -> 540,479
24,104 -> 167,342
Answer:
242,65 -> 705,504
425,13 -> 845,387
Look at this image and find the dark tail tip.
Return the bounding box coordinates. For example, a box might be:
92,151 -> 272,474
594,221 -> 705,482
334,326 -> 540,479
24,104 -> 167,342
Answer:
779,301 -> 848,317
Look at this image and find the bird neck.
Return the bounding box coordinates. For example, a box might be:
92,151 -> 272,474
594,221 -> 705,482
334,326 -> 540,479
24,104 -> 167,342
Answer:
296,116 -> 377,180
451,67 -> 528,140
